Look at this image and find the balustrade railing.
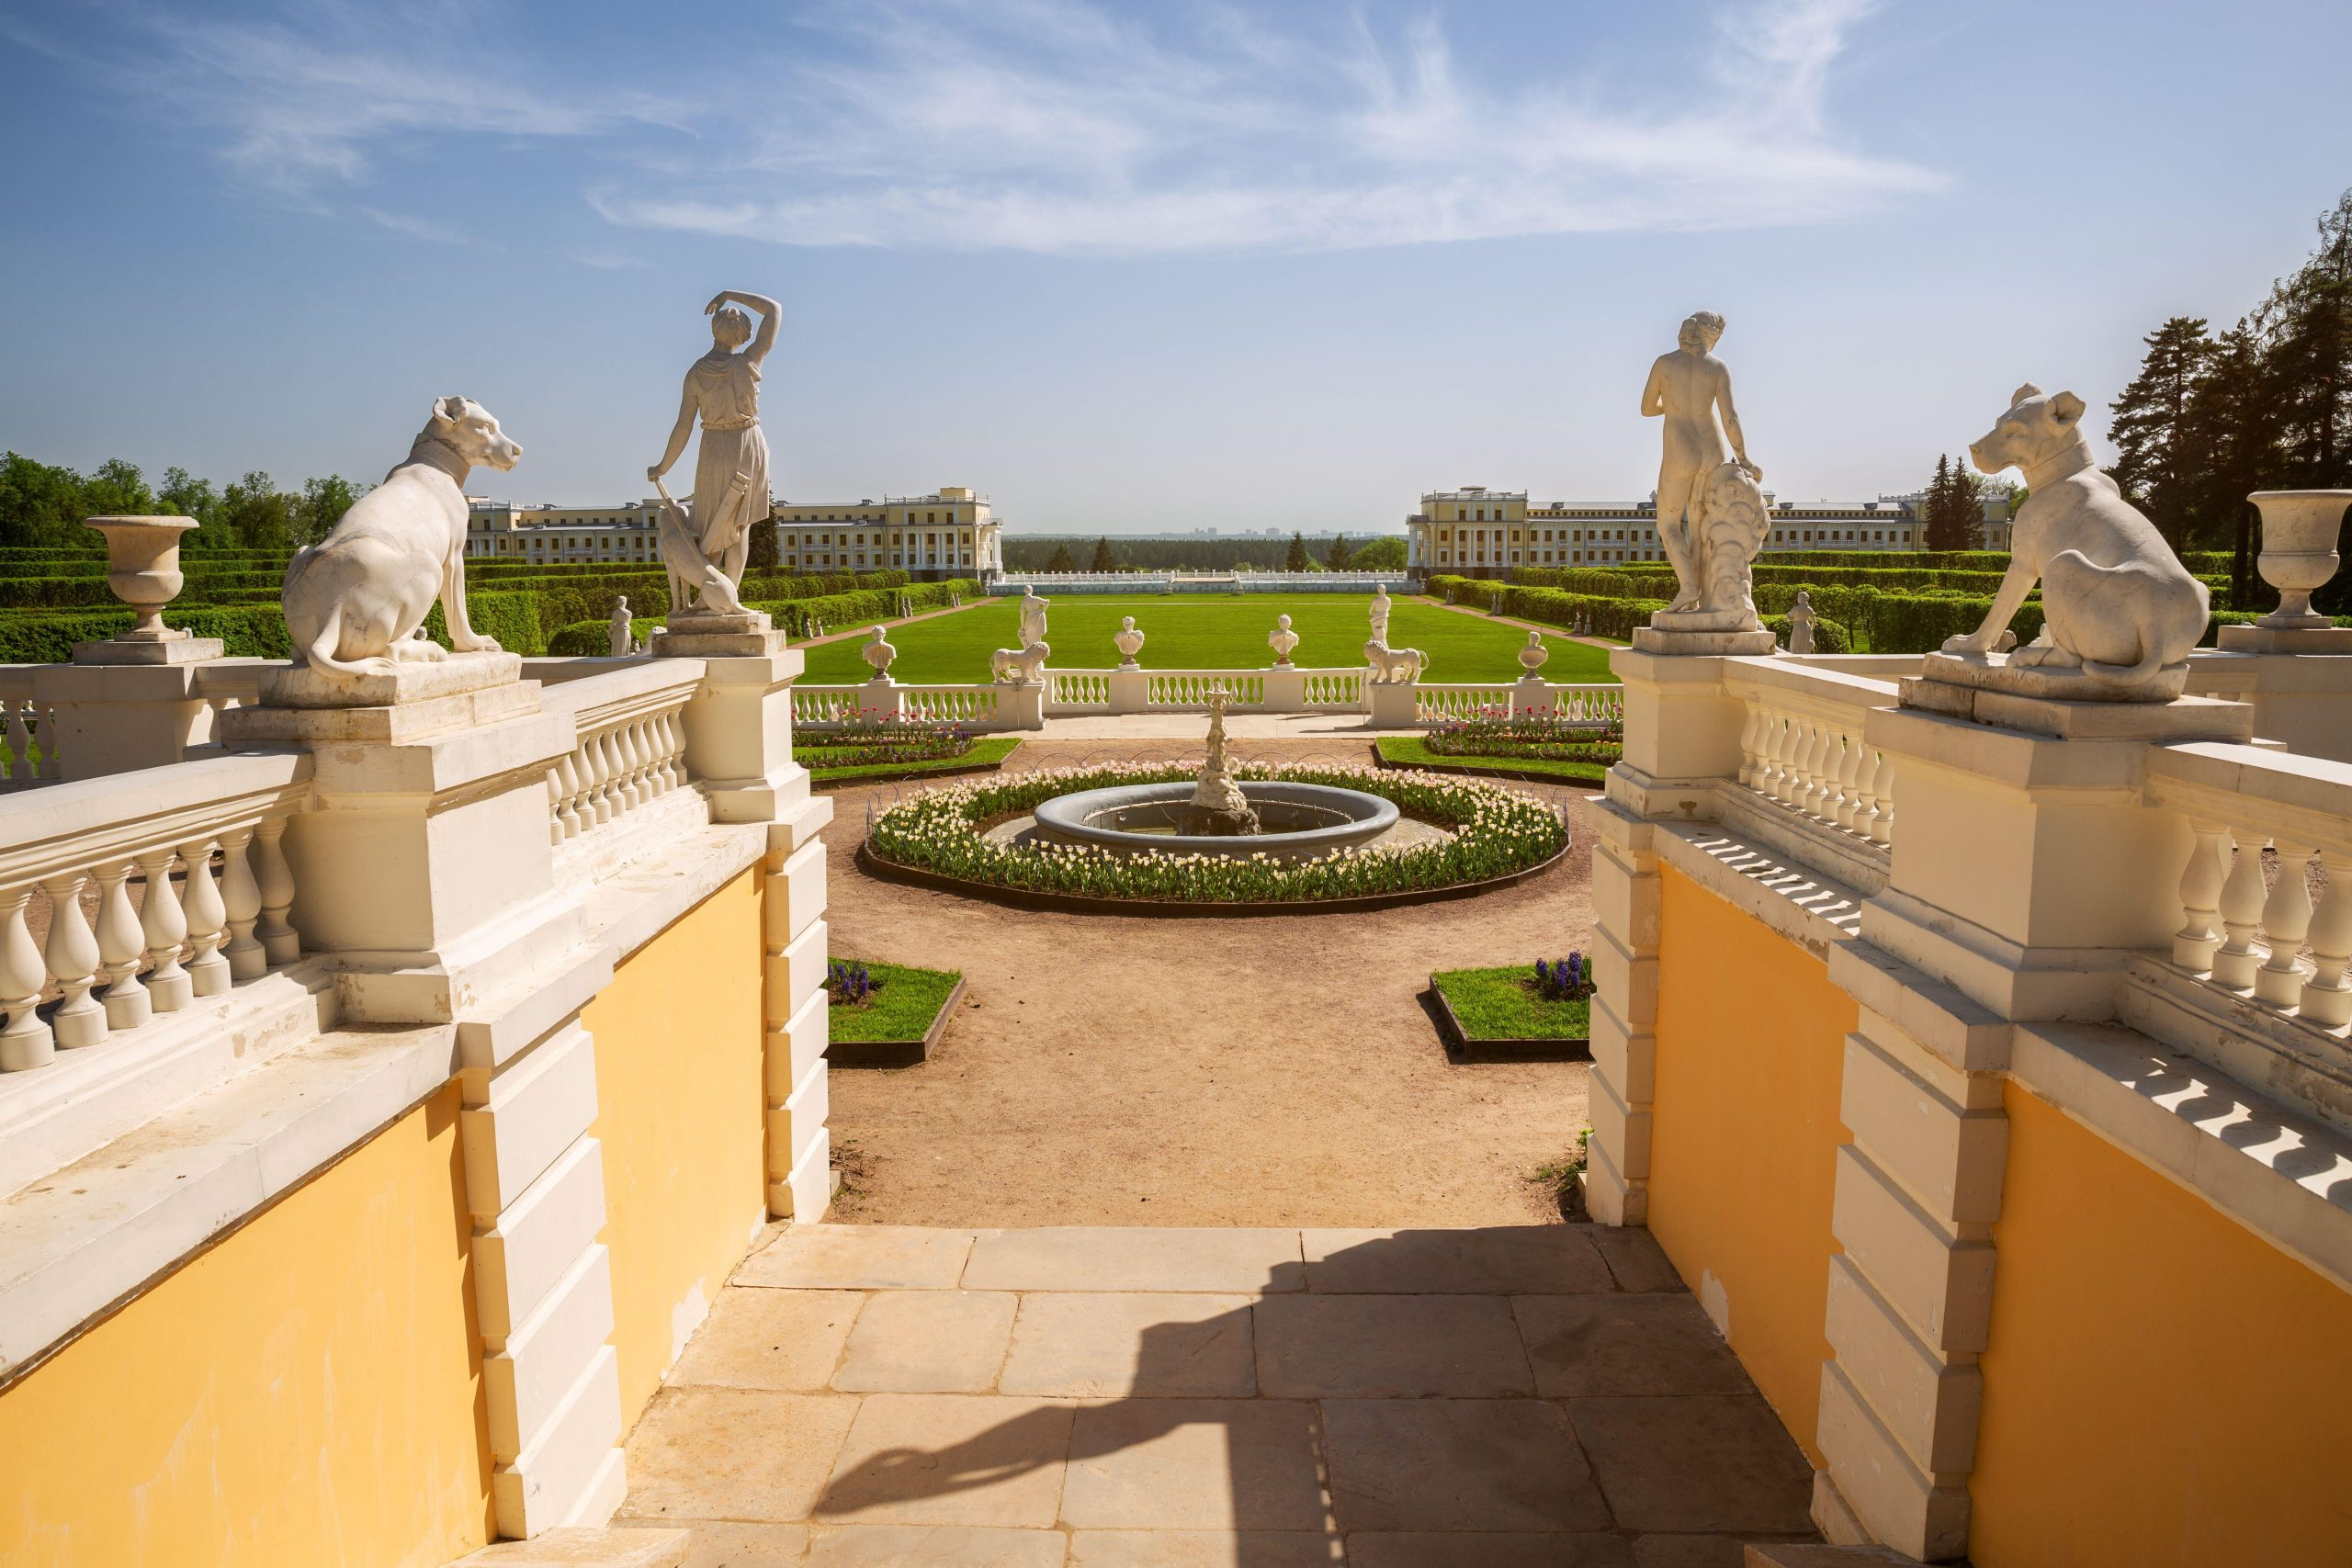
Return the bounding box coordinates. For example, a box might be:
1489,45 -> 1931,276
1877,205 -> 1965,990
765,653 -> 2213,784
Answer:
0,670 -> 60,790
1302,670 -> 1365,710
0,753 -> 311,1073
2146,745 -> 2352,1032
1721,663 -> 1901,873
539,665 -> 701,848
1047,672 -> 1112,711
1148,671 -> 1267,708
1416,684 -> 1517,722
901,685 -> 1003,726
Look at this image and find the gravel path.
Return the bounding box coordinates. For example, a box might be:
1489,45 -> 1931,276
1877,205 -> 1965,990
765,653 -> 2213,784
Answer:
819,739 -> 1599,1229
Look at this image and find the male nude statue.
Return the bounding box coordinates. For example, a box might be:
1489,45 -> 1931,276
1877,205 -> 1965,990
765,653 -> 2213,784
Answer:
1642,311 -> 1760,611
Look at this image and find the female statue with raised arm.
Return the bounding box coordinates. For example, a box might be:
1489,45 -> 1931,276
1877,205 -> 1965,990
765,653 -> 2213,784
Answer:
650,289 -> 779,594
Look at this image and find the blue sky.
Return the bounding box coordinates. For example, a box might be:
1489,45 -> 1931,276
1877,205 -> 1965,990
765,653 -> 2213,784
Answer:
3,0 -> 2347,535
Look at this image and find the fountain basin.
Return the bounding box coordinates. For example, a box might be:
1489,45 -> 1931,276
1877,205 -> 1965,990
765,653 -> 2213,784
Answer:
1033,780 -> 1398,860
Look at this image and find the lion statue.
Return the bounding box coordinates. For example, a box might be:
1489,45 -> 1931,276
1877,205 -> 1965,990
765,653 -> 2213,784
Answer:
1363,640 -> 1426,684
990,641 -> 1049,684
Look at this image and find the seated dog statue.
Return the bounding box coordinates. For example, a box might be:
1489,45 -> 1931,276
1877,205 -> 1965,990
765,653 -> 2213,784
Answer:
654,487 -> 746,619
282,396 -> 520,677
1945,384 -> 2210,694
990,641 -> 1049,683
1363,639 -> 1426,684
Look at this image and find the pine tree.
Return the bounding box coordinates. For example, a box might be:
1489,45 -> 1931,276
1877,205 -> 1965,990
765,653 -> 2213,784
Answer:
2108,317 -> 2215,550
1090,536 -> 1115,572
1284,532 -> 1311,571
2263,188 -> 2352,490
1326,534 -> 1354,570
1046,541 -> 1076,572
2188,317 -> 2278,603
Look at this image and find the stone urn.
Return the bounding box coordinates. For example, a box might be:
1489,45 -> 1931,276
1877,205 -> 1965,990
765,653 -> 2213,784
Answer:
1114,615 -> 1146,668
87,515 -> 198,642
1517,630 -> 1549,677
2250,490 -> 2351,627
1267,614 -> 1300,666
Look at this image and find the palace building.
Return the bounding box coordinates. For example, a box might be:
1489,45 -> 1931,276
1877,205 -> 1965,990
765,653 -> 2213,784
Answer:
774,486 -> 1004,581
465,498 -> 666,564
1405,484 -> 2008,576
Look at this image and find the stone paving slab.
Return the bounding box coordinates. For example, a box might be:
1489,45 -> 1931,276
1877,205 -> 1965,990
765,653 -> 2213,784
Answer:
619,1224 -> 1821,1563
963,1227 -> 1306,1293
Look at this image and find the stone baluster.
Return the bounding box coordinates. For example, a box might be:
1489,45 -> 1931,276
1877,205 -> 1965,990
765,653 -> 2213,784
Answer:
1835,730 -> 1866,832
545,767 -> 565,848
1870,761 -> 1895,846
38,702 -> 60,778
581,733 -> 613,827
2254,840 -> 2316,1009
2172,821 -> 2231,970
1787,719 -> 1821,811
0,887 -> 52,1070
1736,703 -> 1764,787
2301,852 -> 2352,1027
614,723 -> 645,812
1767,713 -> 1799,803
41,873 -> 107,1048
254,816 -> 300,965
554,751 -> 584,840
1804,725 -> 1840,819
597,729 -> 628,820
94,861 -> 152,1029
633,716 -> 662,800
2211,829 -> 2269,989
137,848 -> 192,1010
6,702 -> 29,784
219,827 -> 266,982
1850,747 -> 1881,840
664,711 -> 687,791
180,836 -> 230,997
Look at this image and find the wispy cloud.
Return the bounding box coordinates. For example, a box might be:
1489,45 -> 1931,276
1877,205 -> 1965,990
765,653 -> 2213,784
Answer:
33,0 -> 1941,256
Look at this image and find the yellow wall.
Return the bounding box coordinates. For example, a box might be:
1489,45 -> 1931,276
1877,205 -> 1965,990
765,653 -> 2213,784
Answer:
0,1086 -> 492,1568
1970,1084 -> 2352,1565
585,864 -> 769,1425
1648,864 -> 1853,1464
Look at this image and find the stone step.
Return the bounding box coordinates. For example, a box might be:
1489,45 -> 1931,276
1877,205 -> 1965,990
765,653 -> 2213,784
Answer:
452,1527 -> 689,1567
1746,1543 -> 1922,1567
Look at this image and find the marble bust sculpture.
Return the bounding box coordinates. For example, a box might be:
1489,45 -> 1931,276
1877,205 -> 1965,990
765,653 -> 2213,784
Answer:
1114,615 -> 1146,667
1268,614 -> 1299,665
649,289 -> 779,604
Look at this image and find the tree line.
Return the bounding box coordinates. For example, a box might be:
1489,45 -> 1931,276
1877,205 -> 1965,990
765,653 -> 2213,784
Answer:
0,453 -> 365,553
2108,186 -> 2352,604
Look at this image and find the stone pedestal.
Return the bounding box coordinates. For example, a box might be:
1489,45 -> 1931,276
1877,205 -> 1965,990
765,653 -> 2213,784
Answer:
1510,675 -> 1556,717
222,654 -> 578,1023
1366,680 -> 1419,728
1632,624 -> 1778,657
2219,621 -> 2352,654
1605,648 -> 1753,818
1264,665 -> 1306,711
1908,649 -> 2189,708
1107,667 -> 1148,714
70,634 -> 224,667
32,662 -> 217,782
678,650 -> 810,823
652,611 -> 785,660
999,681 -> 1046,730
857,676 -> 905,724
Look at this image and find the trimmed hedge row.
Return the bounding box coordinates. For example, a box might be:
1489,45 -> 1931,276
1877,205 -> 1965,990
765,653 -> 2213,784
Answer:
752,579 -> 978,636
0,605 -> 294,662
1430,571 -> 2043,654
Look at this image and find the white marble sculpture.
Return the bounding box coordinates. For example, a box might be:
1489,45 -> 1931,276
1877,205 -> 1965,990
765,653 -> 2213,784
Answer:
609,595 -> 634,658
861,626 -> 897,679
1369,583 -> 1391,646
1929,384 -> 2211,700
1632,314 -> 1774,647
1017,586 -> 1049,650
1363,639 -> 1425,684
1190,684 -> 1258,832
1114,615 -> 1146,667
990,641 -> 1049,683
282,396 -> 520,679
1786,590 -> 1816,655
1268,614 -> 1299,666
1517,630 -> 1549,676
649,289 -> 778,606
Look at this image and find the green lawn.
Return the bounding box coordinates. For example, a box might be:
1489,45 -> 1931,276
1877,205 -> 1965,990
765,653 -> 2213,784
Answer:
1377,736 -> 1613,784
1432,965 -> 1592,1040
826,960 -> 963,1043
797,737 -> 1023,785
797,594 -> 1621,685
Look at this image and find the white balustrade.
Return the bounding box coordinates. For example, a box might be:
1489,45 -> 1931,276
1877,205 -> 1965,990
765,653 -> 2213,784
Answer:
0,670 -> 60,790
1148,672 -> 1267,709
1046,672 -> 1111,711
540,665 -> 701,848
900,686 -> 1003,726
0,752 -> 311,1073
2147,746 -> 2352,1032
1302,670 -> 1366,710
1416,684 -> 1517,722
1724,664 -> 1899,856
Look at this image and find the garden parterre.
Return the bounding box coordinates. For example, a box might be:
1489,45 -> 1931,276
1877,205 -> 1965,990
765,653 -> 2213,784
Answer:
867,760 -> 1567,903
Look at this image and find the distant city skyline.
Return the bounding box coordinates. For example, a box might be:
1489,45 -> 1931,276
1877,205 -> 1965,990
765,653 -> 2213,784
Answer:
4,1 -> 2348,536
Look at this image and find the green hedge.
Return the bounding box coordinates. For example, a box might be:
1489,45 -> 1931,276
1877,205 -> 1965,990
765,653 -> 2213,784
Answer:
0,604 -> 299,662
421,590 -> 544,657
1437,570 -> 2046,653
752,579 -> 977,636
1765,613 -> 1850,653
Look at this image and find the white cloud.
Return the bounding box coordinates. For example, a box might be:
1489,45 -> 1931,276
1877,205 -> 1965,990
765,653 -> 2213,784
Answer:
589,0 -> 1941,254
38,0 -> 1941,256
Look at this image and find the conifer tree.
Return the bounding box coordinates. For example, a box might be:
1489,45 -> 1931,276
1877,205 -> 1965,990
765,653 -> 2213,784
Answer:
2108,316 -> 2215,550
1090,536 -> 1115,571
1326,533 -> 1354,570
1046,541 -> 1076,572
1284,531 -> 1311,571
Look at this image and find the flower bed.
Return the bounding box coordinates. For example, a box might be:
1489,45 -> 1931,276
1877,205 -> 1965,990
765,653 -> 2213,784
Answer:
824,958 -> 967,1066
803,736 -> 1023,787
1429,960 -> 1593,1062
865,761 -> 1567,907
1424,711 -> 1622,765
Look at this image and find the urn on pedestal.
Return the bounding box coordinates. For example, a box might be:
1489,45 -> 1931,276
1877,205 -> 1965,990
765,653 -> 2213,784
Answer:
2250,491 -> 2350,628
79,516 -> 220,664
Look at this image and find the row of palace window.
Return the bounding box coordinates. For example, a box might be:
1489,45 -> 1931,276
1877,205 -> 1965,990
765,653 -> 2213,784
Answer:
785,552 -> 975,568
781,511 -> 967,525
781,533 -> 975,549
1436,525 -> 1916,547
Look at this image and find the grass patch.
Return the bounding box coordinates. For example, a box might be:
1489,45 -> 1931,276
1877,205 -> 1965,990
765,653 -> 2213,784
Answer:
797,593 -> 1621,685
826,960 -> 963,1043
1377,737 -> 1612,784
1432,965 -> 1592,1040
801,736 -> 1022,784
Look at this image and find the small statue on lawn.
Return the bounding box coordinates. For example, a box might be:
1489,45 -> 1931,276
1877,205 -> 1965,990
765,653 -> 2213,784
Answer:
1786,590 -> 1816,655
609,594 -> 634,657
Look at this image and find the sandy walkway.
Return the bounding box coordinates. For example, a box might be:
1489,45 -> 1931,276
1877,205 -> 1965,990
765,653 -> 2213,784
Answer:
820,739 -> 1599,1230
